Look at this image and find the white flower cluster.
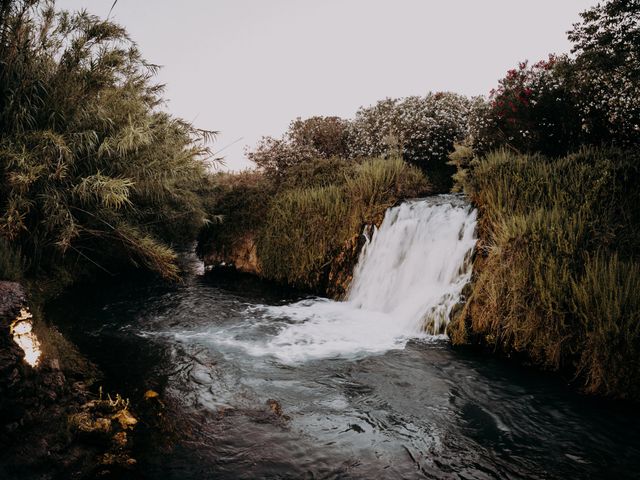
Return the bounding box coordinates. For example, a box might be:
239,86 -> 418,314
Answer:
347,92 -> 472,165
568,0 -> 640,144
574,59 -> 640,142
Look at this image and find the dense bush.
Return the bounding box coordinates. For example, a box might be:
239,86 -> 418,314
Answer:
348,93 -> 471,164
247,95 -> 469,191
344,157 -> 428,226
277,156 -> 356,190
568,0 -> 640,146
288,116 -> 350,158
258,185 -> 350,288
0,237 -> 24,281
245,136 -> 318,182
451,148 -> 640,399
470,57 -> 581,156
196,171 -> 272,260
0,1 -> 213,281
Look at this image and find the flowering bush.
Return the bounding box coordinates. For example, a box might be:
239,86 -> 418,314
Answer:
471,0 -> 640,157
348,92 -> 471,169
568,0 -> 640,146
470,56 -> 581,156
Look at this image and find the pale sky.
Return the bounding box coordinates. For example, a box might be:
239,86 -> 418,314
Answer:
56,0 -> 599,170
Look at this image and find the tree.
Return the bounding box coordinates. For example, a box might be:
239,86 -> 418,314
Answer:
568,0 -> 640,145
246,116 -> 350,182
289,116 -> 350,158
471,0 -> 640,158
348,93 -> 471,190
348,93 -> 471,166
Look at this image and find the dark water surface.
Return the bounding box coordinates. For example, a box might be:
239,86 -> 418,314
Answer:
48,258 -> 640,479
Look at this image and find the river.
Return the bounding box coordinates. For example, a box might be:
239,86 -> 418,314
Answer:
47,196 -> 640,479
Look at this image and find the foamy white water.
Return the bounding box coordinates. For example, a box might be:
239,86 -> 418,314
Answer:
212,195 -> 477,363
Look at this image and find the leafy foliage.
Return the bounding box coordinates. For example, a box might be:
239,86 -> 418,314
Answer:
246,116 -> 350,182
344,157 -> 428,226
246,135 -> 317,183
196,171 -> 272,261
348,93 -> 471,166
246,95 -> 469,191
471,57 -> 581,156
289,116 -> 350,158
258,185 -> 350,288
0,1 -> 214,281
0,236 -> 24,281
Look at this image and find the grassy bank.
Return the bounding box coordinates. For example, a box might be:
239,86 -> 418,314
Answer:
450,148 -> 640,400
199,157 -> 429,293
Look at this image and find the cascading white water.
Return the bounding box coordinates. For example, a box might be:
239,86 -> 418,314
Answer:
347,195 -> 477,335
214,195 -> 477,362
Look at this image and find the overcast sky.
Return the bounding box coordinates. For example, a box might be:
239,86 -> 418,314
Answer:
56,0 -> 598,170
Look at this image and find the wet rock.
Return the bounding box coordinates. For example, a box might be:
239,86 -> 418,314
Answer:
0,281 -> 140,478
347,423 -> 365,433
202,234 -> 261,276
266,398 -> 283,416
0,281 -> 26,320
100,451 -> 137,468
112,431 -> 128,448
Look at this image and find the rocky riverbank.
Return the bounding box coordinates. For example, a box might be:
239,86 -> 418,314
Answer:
0,281 -> 139,479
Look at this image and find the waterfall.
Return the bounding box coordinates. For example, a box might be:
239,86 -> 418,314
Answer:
347,195 -> 477,334
216,195 -> 478,362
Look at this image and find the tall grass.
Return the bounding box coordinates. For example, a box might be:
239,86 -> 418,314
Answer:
255,157 -> 429,290
0,237 -> 25,281
345,157 -> 428,226
258,185 -> 349,288
451,147 -> 640,399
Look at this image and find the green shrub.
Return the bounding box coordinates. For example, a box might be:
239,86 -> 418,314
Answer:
471,1 -> 640,157
571,254 -> 640,398
278,156 -> 355,190
348,93 -> 471,191
453,147 -> 640,399
345,157 -> 429,225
